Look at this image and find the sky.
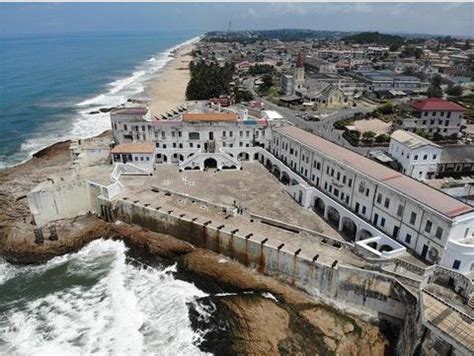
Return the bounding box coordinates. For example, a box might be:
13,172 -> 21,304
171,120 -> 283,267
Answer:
0,3 -> 473,37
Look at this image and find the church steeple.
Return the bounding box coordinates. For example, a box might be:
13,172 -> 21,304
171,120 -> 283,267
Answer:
294,52 -> 305,89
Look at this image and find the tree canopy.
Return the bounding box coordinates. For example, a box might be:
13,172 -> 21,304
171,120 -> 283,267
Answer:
186,62 -> 234,100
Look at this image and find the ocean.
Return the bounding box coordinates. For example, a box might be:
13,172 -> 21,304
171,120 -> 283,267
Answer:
0,239 -> 213,355
0,31 -> 200,167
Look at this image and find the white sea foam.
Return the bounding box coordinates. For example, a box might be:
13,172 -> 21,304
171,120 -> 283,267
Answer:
6,35 -> 202,168
0,239 -> 211,355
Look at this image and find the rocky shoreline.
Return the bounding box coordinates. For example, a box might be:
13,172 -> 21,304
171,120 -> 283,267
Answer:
0,132 -> 392,355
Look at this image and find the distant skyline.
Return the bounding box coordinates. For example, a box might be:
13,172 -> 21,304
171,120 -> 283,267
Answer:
1,3 -> 473,37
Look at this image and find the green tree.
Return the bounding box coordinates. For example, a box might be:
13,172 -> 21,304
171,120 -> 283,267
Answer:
445,84 -> 463,97
362,131 -> 376,142
426,74 -> 443,98
375,134 -> 390,143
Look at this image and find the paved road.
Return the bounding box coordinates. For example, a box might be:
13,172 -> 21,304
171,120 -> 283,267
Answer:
244,77 -> 376,155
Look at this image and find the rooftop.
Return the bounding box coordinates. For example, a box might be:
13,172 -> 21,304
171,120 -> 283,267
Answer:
111,107 -> 149,116
440,145 -> 474,164
182,112 -> 238,123
411,97 -> 465,112
111,143 -> 155,154
275,125 -> 473,219
391,130 -> 441,150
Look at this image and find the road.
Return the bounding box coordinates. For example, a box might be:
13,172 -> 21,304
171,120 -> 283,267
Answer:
244,77 -> 376,155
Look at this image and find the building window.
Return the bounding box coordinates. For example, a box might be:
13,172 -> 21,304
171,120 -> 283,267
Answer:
397,204 -> 403,217
435,227 -> 443,239
405,234 -> 411,244
358,183 -> 365,194
414,155 -> 418,160
409,212 -> 417,225
432,154 -> 437,160
342,175 -> 346,184
124,124 -> 128,131
384,198 -> 390,209
348,179 -> 352,187
361,206 -> 366,214
452,260 -> 461,270
365,188 -> 369,197
425,220 -> 432,233
423,155 -> 427,160
380,217 -> 385,227
376,193 -> 382,204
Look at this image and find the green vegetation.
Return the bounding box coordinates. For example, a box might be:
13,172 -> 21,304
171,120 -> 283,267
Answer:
256,74 -> 274,96
342,31 -> 405,47
400,46 -> 423,59
445,84 -> 463,97
186,62 -> 234,100
426,75 -> 443,98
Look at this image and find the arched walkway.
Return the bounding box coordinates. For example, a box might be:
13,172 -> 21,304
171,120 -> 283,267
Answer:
313,197 -> 326,215
341,216 -> 357,241
204,158 -> 217,169
272,165 -> 281,179
326,206 -> 341,229
254,152 -> 260,161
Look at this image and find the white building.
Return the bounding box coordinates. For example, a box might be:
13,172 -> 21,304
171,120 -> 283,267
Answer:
110,104 -> 274,171
270,125 -> 474,274
389,130 -> 442,180
109,107 -> 474,275
395,97 -> 465,138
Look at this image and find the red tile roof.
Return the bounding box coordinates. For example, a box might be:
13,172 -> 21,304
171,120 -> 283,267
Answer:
183,112 -> 237,122
111,143 -> 154,154
411,98 -> 465,112
275,125 -> 473,218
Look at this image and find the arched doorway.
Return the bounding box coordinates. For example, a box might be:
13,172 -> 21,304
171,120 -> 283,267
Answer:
238,152 -> 249,161
281,171 -> 290,185
272,165 -> 281,179
265,159 -> 272,170
156,154 -> 168,163
204,158 -> 217,169
326,206 -> 341,229
254,153 -> 259,161
313,197 -> 325,215
341,217 -> 357,241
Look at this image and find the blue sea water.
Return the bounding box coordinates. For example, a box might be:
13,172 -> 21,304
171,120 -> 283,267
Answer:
0,31 -> 201,167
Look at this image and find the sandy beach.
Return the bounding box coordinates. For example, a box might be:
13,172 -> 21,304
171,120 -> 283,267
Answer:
147,41 -> 196,117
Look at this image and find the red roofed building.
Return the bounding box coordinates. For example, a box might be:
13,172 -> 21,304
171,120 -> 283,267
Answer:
411,97 -> 465,112
395,97 -> 466,138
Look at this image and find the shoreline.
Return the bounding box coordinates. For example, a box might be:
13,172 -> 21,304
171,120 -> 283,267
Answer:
1,35 -> 201,170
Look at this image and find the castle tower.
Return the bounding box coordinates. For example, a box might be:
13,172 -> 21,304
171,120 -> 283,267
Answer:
294,52 -> 305,89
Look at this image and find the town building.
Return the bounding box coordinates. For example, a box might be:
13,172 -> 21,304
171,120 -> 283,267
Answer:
436,145 -> 474,178
110,103 -> 273,171
394,97 -> 466,138
294,52 -> 305,90
270,125 -> 474,274
353,69 -> 428,92
109,105 -> 474,275
389,130 -> 442,180
281,74 -> 295,96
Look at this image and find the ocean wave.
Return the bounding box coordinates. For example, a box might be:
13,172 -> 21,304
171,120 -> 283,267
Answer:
3,35 -> 201,168
0,239 -> 211,355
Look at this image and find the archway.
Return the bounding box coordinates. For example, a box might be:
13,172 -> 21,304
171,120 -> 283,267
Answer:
379,244 -> 394,252
171,153 -> 180,163
313,197 -> 325,215
265,159 -> 272,170
358,229 -> 373,241
290,178 -> 298,186
272,165 -> 281,179
204,158 -> 217,169
238,152 -> 250,161
341,217 -> 357,241
281,171 -> 290,185
156,154 -> 168,163
326,206 -> 341,229
367,241 -> 378,249
254,153 -> 259,161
